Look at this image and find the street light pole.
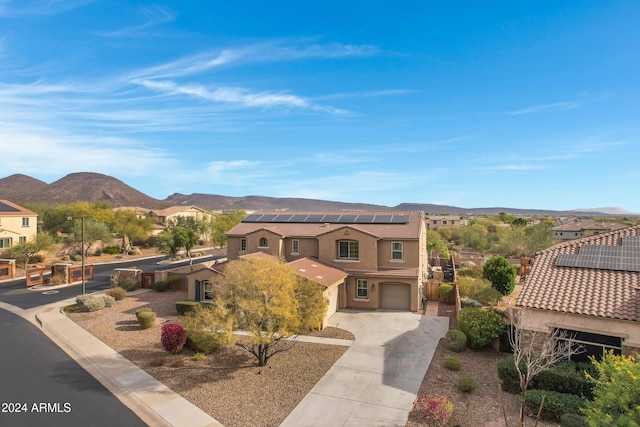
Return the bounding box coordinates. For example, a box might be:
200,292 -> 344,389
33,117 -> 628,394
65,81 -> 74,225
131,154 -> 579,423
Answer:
81,217 -> 85,295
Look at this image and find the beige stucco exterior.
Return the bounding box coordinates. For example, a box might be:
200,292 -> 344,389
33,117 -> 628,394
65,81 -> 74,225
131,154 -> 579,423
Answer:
0,200 -> 38,249
519,308 -> 640,354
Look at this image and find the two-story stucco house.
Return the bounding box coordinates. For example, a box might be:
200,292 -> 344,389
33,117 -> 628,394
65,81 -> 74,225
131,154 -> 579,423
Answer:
147,205 -> 214,236
225,211 -> 428,312
0,200 -> 38,249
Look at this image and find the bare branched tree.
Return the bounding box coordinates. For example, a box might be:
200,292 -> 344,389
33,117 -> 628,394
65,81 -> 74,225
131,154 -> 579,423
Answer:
506,308 -> 583,427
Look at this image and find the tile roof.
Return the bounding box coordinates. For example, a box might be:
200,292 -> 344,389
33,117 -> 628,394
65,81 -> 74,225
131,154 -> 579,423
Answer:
288,257 -> 348,289
227,211 -> 423,240
150,205 -> 207,217
517,225 -> 640,322
0,199 -> 37,216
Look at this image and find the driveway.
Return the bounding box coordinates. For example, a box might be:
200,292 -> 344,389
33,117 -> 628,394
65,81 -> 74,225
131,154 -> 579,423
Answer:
281,309 -> 449,427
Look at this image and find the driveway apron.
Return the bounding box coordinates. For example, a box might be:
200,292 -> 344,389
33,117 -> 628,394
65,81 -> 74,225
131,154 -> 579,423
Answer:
281,310 -> 449,427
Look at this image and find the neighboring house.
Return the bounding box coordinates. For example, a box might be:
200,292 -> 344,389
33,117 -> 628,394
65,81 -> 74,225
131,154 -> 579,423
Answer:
552,219 -> 627,240
516,225 -> 640,361
148,205 -> 213,236
426,215 -> 468,230
112,206 -> 151,219
225,211 -> 428,312
0,200 -> 38,249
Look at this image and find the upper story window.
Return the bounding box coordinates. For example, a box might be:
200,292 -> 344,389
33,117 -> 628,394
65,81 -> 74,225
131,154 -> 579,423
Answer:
22,217 -> 29,227
19,236 -> 27,244
356,279 -> 368,299
391,242 -> 404,260
240,238 -> 247,252
338,240 -> 359,260
259,237 -> 268,248
292,239 -> 300,254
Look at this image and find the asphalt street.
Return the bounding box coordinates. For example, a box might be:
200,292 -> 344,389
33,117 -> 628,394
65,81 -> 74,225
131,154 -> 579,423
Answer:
0,308 -> 147,427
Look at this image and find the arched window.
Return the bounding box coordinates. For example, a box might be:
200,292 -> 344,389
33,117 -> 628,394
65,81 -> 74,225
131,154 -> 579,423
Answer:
259,237 -> 268,247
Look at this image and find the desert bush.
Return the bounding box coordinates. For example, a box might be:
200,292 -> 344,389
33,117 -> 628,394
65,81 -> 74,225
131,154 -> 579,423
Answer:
76,294 -> 93,306
50,273 -> 66,286
101,294 -> 116,308
457,276 -> 503,305
438,284 -> 453,303
459,296 -> 483,308
93,248 -> 102,256
524,389 -> 586,422
106,287 -> 127,301
71,254 -> 82,262
445,329 -> 467,352
154,281 -> 167,292
137,311 -> 156,329
185,329 -> 222,354
149,357 -> 166,367
414,394 -> 454,427
176,300 -> 200,315
83,296 -> 106,312
171,359 -> 186,367
104,246 -> 120,255
192,352 -> 206,361
161,323 -> 187,354
117,275 -> 140,292
559,413 -> 589,427
457,376 -> 476,393
444,357 -> 461,371
166,275 -> 182,289
135,307 -> 153,319
31,254 -> 45,263
457,262 -> 483,278
458,307 -> 505,349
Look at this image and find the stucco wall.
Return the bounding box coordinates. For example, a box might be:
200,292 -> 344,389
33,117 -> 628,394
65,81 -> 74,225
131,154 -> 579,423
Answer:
0,214 -> 37,246
377,239 -> 420,270
317,228 -> 378,271
520,308 -> 640,350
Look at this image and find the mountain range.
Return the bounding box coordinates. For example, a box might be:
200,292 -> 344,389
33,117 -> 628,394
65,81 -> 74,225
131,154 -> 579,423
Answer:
0,172 -> 636,217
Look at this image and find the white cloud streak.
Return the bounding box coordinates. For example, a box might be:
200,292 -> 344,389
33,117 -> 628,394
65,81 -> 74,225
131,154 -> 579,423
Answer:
505,101 -> 581,115
97,4 -> 175,37
0,0 -> 94,17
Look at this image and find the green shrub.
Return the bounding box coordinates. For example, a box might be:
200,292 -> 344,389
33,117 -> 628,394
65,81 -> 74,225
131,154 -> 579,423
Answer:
457,376 -> 476,393
192,352 -> 206,361
76,294 -> 93,306
524,390 -> 586,422
154,281 -> 167,292
117,275 -> 140,292
444,357 -> 461,371
497,356 -> 595,398
445,329 -> 467,352
560,413 -> 589,427
102,294 -> 116,308
166,275 -> 182,289
135,307 -> 153,319
31,254 -> 45,263
137,311 -> 156,329
83,297 -> 106,312
460,296 -> 482,308
438,284 -> 453,302
106,287 -> 127,301
104,246 -> 120,255
185,329 -> 222,354
93,248 -> 102,256
457,276 -> 503,305
458,307 -> 505,349
176,300 -> 200,315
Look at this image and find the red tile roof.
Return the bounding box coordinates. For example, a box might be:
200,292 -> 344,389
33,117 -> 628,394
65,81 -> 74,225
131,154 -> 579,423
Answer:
0,199 -> 37,216
288,257 -> 348,289
517,225 -> 640,322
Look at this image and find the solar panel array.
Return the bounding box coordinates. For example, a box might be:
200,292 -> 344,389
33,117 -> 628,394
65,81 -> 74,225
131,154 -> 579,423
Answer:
0,201 -> 19,212
242,213 -> 411,224
556,236 -> 640,272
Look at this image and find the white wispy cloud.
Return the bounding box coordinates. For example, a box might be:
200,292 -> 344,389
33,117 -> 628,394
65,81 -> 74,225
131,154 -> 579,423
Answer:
486,164 -> 544,171
505,101 -> 581,115
0,0 -> 94,17
97,4 -> 175,37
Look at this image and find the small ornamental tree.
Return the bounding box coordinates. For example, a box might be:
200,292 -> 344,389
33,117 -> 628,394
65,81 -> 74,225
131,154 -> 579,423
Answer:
582,351 -> 640,426
161,323 -> 187,354
483,255 -> 517,296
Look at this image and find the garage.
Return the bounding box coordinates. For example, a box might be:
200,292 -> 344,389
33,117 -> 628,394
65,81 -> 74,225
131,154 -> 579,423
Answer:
380,283 -> 411,310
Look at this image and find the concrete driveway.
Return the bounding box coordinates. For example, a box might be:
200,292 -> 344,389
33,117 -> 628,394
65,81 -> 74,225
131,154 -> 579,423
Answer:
281,310 -> 449,427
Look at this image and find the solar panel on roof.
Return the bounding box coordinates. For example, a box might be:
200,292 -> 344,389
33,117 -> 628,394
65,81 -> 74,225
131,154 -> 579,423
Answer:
242,214 -> 262,222
290,214 -> 308,222
306,214 -> 324,222
390,215 -> 410,224
322,215 -> 341,223
356,214 -> 375,223
259,214 -> 277,222
555,236 -> 640,273
373,215 -> 392,223
273,214 -> 293,222
0,201 -> 19,212
336,215 -> 358,223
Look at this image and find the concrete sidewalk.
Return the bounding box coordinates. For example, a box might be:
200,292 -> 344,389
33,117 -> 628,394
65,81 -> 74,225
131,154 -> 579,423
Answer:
281,310 -> 449,427
30,299 -> 223,427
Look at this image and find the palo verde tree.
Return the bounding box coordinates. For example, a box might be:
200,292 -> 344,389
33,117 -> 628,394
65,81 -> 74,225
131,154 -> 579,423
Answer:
483,255 -> 518,296
156,216 -> 202,264
110,209 -> 154,251
201,257 -> 327,367
6,232 -> 56,268
69,218 -> 113,257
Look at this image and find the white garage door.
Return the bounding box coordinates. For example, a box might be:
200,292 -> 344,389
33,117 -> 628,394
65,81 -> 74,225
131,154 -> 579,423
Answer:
326,286 -> 339,317
380,284 -> 411,310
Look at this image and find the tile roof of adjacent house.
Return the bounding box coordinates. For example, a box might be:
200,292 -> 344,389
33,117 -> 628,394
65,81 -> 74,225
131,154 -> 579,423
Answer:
517,225 -> 640,322
288,257 -> 348,289
0,200 -> 37,216
227,211 -> 423,239
149,205 -> 207,217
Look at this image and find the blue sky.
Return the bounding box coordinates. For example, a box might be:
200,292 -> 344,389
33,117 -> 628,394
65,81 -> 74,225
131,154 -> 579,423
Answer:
1,1 -> 639,212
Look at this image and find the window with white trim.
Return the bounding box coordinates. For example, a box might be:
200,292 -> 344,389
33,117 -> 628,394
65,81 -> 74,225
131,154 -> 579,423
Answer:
338,240 -> 359,260
391,242 -> 403,260
240,238 -> 247,252
19,236 -> 27,244
555,328 -> 622,362
356,279 -> 368,299
22,217 -> 29,227
259,237 -> 268,248
0,238 -> 11,248
292,239 -> 299,254
203,280 -> 214,302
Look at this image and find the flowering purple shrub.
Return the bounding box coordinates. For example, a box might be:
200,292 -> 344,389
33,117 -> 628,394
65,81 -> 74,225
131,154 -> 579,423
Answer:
161,323 -> 187,354
414,394 -> 454,427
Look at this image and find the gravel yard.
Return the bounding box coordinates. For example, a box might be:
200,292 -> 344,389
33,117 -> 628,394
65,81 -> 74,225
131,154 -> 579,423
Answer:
67,290 -> 351,427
